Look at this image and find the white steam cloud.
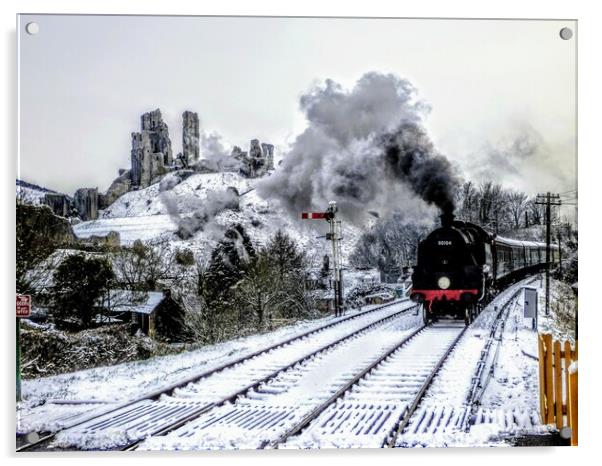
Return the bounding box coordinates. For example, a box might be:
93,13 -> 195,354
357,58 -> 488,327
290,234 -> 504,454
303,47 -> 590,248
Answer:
257,72 -> 458,225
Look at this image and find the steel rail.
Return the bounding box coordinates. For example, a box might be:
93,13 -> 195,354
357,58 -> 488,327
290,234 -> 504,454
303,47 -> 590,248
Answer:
461,284 -> 531,430
266,324 -> 429,449
383,325 -> 468,447
386,280 -> 533,446
17,298 -> 413,452
120,304 -> 416,451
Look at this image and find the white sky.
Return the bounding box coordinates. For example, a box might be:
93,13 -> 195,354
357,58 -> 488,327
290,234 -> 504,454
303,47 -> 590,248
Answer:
18,15 -> 576,206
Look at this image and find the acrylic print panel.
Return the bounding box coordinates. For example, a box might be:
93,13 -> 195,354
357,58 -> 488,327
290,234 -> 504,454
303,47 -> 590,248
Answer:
16,15 -> 577,451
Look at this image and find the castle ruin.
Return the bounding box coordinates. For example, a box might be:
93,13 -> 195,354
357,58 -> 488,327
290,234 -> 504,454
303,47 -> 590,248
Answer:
130,109 -> 174,189
100,108 -> 276,212
73,188 -> 99,221
182,111 -> 200,165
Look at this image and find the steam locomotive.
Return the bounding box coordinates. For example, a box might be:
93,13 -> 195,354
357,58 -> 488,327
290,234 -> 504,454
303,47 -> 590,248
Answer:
410,213 -> 559,324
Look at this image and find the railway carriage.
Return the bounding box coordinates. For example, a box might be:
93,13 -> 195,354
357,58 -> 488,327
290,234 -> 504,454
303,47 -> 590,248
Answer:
410,213 -> 558,324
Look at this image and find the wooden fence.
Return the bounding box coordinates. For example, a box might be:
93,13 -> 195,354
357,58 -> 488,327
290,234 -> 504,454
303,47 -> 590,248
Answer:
538,333 -> 578,446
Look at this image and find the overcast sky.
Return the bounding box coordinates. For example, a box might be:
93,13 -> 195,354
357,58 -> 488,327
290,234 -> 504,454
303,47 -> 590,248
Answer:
18,15 -> 576,209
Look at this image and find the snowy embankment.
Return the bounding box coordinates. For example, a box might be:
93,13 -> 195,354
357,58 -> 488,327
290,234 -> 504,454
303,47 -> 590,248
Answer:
17,301 -> 408,435
72,172 -> 362,261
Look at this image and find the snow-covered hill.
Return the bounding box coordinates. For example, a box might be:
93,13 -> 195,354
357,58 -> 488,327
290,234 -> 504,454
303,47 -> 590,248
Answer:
73,172 -> 362,262
16,179 -> 58,205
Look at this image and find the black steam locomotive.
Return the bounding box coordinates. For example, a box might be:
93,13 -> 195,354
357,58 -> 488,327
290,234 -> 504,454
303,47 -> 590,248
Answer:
410,213 -> 559,324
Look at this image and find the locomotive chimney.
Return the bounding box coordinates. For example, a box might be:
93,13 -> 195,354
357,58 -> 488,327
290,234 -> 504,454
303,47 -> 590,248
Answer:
440,212 -> 455,228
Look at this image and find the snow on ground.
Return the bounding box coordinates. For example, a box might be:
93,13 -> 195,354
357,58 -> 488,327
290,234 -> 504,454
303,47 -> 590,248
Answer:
398,278 -> 554,447
19,276 -> 569,449
17,185 -> 47,205
536,276 -> 577,343
71,172 -> 362,261
137,310 -> 423,450
73,214 -> 177,244
17,300 -> 409,435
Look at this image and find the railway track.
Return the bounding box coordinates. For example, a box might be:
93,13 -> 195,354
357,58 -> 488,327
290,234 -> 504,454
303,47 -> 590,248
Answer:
134,314 -> 427,450
277,322 -> 467,449
18,299 -> 417,451
387,282 -> 532,447
19,279 -> 535,451
269,282 -> 521,448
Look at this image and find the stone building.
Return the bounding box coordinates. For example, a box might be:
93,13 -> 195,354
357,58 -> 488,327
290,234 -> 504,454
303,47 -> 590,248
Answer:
43,193 -> 71,217
79,231 -> 121,248
234,139 -> 274,178
131,109 -> 173,189
261,143 -> 275,170
73,188 -> 99,221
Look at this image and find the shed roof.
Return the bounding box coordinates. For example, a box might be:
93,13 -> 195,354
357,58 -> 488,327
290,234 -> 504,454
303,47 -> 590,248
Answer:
100,290 -> 165,315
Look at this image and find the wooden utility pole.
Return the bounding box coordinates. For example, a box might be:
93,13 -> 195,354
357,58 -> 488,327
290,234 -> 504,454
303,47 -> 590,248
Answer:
557,231 -> 563,276
535,193 -> 561,315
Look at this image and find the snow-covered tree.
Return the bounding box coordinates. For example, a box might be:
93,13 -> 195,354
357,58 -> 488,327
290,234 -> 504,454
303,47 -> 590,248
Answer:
50,254 -> 115,330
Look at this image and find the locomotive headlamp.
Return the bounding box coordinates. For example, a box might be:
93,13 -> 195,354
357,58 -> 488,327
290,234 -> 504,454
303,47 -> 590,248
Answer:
437,276 -> 451,289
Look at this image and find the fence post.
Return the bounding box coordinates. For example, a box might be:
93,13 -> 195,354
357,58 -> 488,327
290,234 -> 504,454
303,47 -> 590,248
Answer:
554,340 -> 563,428
543,334 -> 554,424
538,334 -> 546,422
569,364 -> 578,446
564,340 -> 572,431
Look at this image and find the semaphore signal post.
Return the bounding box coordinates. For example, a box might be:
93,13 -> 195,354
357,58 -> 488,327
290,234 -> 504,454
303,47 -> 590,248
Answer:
302,201 -> 344,317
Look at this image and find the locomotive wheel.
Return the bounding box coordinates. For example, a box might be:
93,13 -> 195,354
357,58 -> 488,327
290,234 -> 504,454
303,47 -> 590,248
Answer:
421,305 -> 429,325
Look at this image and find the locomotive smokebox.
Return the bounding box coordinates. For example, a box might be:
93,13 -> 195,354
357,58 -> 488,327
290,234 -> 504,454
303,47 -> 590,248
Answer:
440,212 -> 455,228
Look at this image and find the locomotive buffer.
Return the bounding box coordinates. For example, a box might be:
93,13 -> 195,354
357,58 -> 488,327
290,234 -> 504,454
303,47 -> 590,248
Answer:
302,202 -> 344,317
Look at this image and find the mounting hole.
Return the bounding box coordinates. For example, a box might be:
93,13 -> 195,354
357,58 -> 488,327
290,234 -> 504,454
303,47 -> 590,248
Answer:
559,27 -> 573,40
25,432 -> 40,443
25,22 -> 39,35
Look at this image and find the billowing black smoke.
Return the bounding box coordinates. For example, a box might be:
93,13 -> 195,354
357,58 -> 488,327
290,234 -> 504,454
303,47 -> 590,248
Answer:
379,122 -> 457,215
257,72 -> 458,224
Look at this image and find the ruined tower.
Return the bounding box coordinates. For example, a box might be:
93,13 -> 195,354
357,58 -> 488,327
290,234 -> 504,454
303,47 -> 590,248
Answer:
231,140 -> 275,178
261,143 -> 275,170
73,188 -> 99,221
130,109 -> 173,189
182,111 -> 200,165
43,193 -> 71,217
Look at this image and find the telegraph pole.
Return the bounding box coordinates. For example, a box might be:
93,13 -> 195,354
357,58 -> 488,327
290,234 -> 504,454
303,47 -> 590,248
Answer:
557,231 -> 563,276
535,193 -> 561,315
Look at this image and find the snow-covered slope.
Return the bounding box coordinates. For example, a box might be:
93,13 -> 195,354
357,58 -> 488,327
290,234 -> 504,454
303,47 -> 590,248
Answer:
16,180 -> 57,205
73,172 -> 362,262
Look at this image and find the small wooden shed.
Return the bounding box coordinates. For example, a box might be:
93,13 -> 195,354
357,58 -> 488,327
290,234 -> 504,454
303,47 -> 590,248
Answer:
103,290 -> 186,340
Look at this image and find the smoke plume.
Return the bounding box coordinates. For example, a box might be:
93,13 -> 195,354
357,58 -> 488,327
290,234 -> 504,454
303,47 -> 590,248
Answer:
189,130 -> 241,172
468,124 -> 570,194
257,72 -> 459,224
161,188 -> 239,239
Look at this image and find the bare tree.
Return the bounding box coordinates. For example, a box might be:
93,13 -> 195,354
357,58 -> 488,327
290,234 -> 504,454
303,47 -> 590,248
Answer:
457,181 -> 478,223
507,191 -> 529,230
113,238 -> 186,291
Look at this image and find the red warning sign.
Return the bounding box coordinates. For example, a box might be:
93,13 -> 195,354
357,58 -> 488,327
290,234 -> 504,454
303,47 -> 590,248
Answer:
16,295 -> 31,318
